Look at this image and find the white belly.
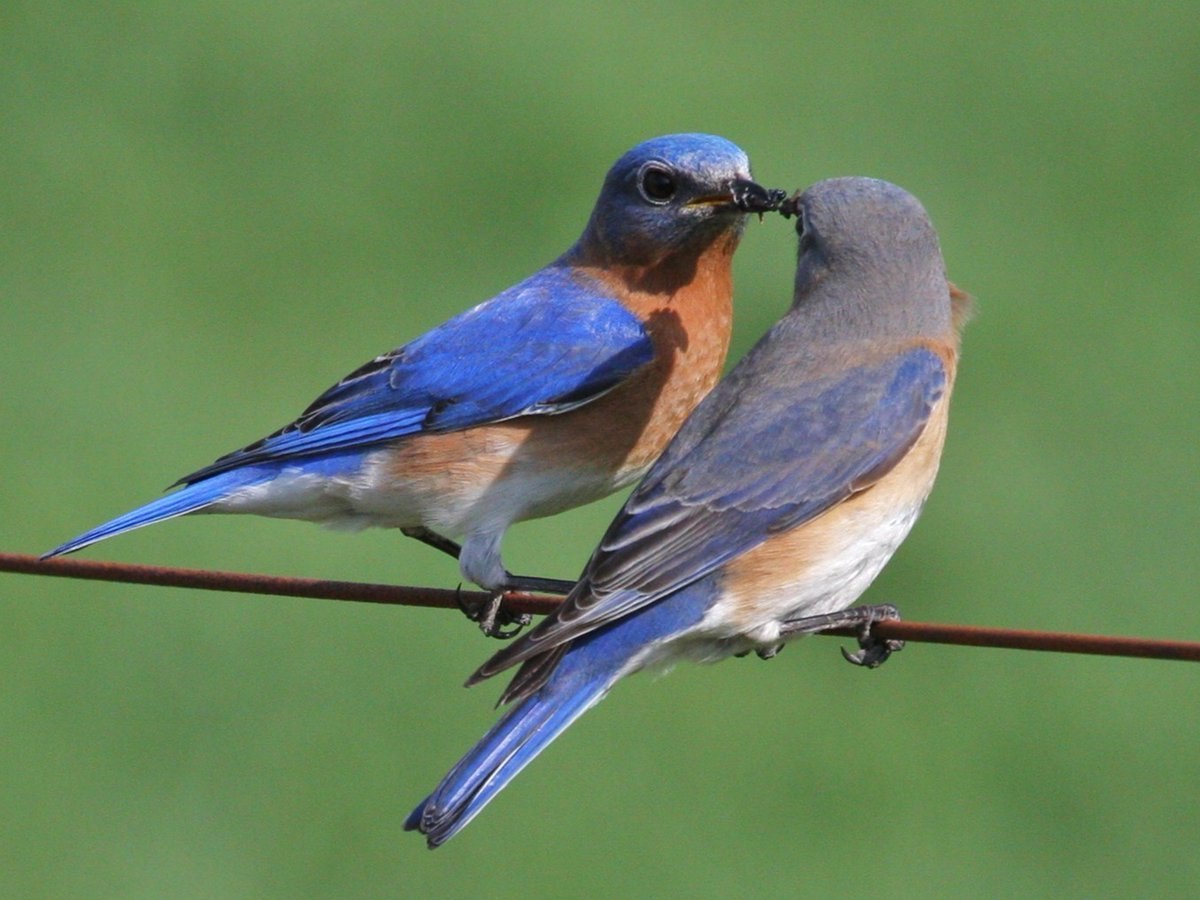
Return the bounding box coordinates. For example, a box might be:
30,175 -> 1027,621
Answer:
209,443 -> 643,539
697,498 -> 927,652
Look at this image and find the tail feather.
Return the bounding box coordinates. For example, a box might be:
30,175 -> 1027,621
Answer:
405,662 -> 618,848
406,578 -> 715,847
42,468 -> 268,558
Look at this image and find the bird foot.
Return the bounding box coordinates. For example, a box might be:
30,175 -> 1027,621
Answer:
779,603 -> 904,669
465,572 -> 574,638
402,527 -> 570,637
455,587 -> 531,640
840,629 -> 905,669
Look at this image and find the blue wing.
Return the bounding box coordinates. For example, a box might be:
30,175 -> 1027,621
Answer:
179,265 -> 654,483
475,341 -> 947,688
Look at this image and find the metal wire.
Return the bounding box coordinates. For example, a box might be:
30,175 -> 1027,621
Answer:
3,552 -> 1198,662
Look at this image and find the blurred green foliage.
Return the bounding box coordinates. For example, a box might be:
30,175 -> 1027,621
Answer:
2,3 -> 1198,897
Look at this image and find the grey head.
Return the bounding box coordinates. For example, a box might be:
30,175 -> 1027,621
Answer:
787,177 -> 952,340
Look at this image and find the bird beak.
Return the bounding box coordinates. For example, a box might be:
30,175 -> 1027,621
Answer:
688,179 -> 788,217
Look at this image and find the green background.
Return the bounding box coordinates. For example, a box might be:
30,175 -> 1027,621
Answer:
3,3 -> 1197,897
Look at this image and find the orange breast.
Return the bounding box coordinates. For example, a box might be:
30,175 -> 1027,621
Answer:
719,337 -> 961,633
550,231 -> 739,477
382,232 -> 740,525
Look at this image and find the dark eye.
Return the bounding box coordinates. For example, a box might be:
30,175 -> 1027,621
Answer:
639,165 -> 677,203
797,211 -> 814,251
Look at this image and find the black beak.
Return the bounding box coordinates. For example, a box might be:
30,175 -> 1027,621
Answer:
731,179 -> 789,215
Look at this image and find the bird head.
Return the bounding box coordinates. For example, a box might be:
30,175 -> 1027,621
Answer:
786,177 -> 954,338
577,134 -> 778,266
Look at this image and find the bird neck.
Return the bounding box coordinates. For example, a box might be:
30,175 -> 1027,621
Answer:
791,257 -> 958,347
569,228 -> 737,422
566,227 -> 740,298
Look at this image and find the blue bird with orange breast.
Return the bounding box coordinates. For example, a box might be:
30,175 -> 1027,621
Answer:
406,176 -> 972,845
44,134 -> 779,633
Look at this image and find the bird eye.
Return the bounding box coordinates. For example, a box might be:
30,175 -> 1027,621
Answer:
638,165 -> 677,203
797,210 -> 814,251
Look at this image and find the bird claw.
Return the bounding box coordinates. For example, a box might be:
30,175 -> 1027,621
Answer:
840,637 -> 905,668
840,615 -> 905,669
778,602 -> 904,668
455,586 -> 531,640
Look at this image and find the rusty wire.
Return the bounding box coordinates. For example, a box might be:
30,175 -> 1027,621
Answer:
3,552 -> 1198,662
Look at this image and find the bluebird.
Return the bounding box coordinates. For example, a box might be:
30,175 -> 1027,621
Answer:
405,176 -> 972,845
44,134 -> 779,634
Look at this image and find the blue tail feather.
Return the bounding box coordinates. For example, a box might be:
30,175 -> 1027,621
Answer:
406,579 -> 715,848
405,662 -> 617,848
42,467 -> 270,558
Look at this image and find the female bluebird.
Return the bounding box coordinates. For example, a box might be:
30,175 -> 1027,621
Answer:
44,134 -> 778,633
406,177 -> 972,846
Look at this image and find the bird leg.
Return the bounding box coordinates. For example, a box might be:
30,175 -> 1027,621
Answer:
401,526 -> 575,594
401,526 -> 464,560
402,527 -> 574,638
778,603 -> 904,668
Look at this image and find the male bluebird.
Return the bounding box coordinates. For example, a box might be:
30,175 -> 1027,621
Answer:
44,134 -> 779,633
405,177 -> 971,845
